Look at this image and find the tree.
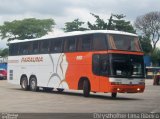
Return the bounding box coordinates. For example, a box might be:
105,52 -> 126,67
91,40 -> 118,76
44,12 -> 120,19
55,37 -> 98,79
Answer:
87,13 -> 135,33
151,48 -> 160,66
134,11 -> 160,52
139,36 -> 152,55
63,19 -> 87,32
0,48 -> 8,57
0,18 -> 55,41
87,13 -> 108,30
112,14 -> 136,33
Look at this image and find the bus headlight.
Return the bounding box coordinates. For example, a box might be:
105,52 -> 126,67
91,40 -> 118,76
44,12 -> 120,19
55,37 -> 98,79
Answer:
137,88 -> 140,91
117,88 -> 120,91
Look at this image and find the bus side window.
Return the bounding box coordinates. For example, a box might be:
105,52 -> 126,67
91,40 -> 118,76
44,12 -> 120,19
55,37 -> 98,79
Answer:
78,35 -> 92,51
64,37 -> 76,52
19,43 -> 25,55
50,39 -> 63,53
33,41 -> 39,54
93,54 -> 108,76
9,44 -> 18,56
93,34 -> 107,50
40,40 -> 49,54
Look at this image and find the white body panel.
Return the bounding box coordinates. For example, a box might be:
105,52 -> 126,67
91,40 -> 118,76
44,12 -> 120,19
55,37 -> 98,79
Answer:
7,53 -> 69,89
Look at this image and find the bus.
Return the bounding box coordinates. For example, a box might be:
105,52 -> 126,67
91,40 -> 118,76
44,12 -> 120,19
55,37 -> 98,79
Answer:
8,30 -> 145,98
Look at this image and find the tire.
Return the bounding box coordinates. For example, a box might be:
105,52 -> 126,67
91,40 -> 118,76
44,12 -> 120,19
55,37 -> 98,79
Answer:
83,80 -> 90,97
43,87 -> 53,92
29,77 -> 39,92
21,76 -> 29,90
57,88 -> 64,92
111,93 -> 117,98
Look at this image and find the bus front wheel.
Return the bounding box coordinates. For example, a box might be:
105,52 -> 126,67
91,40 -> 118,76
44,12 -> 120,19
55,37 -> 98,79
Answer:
111,93 -> 117,98
83,80 -> 90,97
30,77 -> 39,92
21,76 -> 29,90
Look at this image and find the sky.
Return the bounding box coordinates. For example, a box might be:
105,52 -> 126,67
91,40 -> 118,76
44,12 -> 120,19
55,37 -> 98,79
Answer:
0,0 -> 160,48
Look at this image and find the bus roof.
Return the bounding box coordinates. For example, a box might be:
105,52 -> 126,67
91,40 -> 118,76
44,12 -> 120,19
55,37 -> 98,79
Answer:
9,30 -> 138,44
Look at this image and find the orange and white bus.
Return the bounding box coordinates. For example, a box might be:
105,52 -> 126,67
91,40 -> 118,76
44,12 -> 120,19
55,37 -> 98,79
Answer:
8,30 -> 145,98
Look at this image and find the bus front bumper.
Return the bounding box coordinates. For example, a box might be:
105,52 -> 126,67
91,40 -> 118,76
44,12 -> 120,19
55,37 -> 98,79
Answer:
109,84 -> 145,93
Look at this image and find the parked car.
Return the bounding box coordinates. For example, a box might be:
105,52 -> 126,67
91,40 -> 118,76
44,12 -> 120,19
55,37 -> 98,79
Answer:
0,69 -> 7,80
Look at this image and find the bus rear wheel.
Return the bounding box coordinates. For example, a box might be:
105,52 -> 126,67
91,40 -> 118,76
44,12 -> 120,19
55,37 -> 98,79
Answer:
111,93 -> 117,98
43,87 -> 53,92
83,80 -> 90,97
30,77 -> 39,92
21,76 -> 29,90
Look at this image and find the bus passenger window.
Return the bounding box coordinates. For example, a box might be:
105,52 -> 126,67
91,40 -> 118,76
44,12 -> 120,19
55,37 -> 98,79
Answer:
50,39 -> 62,53
33,42 -> 39,54
19,43 -> 30,55
78,35 -> 92,51
9,44 -> 19,56
40,40 -> 49,54
93,34 -> 107,50
64,38 -> 76,52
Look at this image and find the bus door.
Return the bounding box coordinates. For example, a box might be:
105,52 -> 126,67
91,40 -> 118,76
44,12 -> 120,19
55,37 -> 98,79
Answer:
92,54 -> 109,92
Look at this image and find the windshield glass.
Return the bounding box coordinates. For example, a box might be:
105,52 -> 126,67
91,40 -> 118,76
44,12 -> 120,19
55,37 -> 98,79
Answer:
110,54 -> 144,78
108,34 -> 142,51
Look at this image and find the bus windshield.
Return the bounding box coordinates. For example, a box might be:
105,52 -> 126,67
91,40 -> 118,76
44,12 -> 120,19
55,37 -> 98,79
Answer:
110,54 -> 144,78
108,34 -> 142,51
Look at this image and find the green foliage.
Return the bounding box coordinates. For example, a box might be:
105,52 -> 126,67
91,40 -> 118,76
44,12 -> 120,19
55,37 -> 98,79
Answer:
87,13 -> 108,30
87,13 -> 135,33
0,48 -> 8,57
112,14 -> 136,33
151,48 -> 160,66
139,36 -> 152,54
0,18 -> 55,41
64,19 -> 87,32
63,13 -> 135,33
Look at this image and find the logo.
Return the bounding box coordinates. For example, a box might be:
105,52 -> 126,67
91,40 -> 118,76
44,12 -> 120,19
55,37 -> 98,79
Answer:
21,56 -> 43,63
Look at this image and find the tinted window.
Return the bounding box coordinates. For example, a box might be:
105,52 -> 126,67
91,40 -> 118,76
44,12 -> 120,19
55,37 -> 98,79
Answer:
78,35 -> 92,51
50,39 -> 63,53
64,37 -> 76,52
9,44 -> 18,56
19,42 -> 31,55
110,54 -> 144,78
108,34 -> 142,51
92,54 -> 109,76
93,34 -> 107,50
40,40 -> 49,54
32,41 -> 39,54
